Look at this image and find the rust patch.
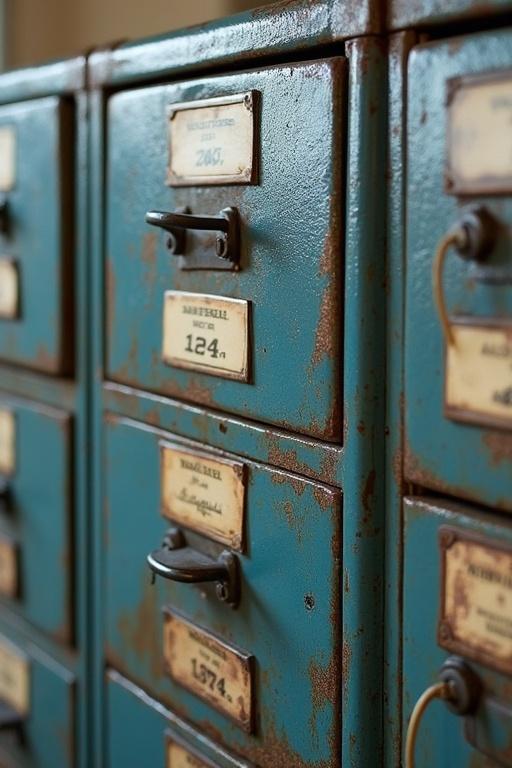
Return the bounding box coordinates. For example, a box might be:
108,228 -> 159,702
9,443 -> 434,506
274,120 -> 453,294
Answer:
34,344 -> 57,371
482,431 -> 512,467
361,469 -> 376,516
312,283 -> 339,367
266,438 -> 314,478
141,231 -> 157,267
117,576 -> 161,679
271,469 -> 306,497
342,640 -> 352,704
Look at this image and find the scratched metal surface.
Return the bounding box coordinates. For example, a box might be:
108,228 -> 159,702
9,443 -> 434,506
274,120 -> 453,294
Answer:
389,0 -> 512,30
0,97 -> 73,374
405,29 -> 512,511
0,397 -> 72,645
105,60 -> 344,442
0,619 -> 75,767
403,496 -> 512,767
89,0 -> 382,87
104,415 -> 341,767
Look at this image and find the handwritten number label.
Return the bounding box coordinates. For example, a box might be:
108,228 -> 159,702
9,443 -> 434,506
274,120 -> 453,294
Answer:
196,147 -> 223,168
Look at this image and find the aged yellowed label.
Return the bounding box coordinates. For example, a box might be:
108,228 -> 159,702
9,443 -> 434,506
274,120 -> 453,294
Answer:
447,74 -> 512,193
445,322 -> 512,428
0,259 -> 19,320
0,536 -> 17,598
0,409 -> 15,476
163,610 -> 253,731
440,528 -> 512,674
167,93 -> 255,186
162,291 -> 250,381
166,740 -> 211,768
0,128 -> 16,192
160,442 -> 246,550
0,638 -> 29,715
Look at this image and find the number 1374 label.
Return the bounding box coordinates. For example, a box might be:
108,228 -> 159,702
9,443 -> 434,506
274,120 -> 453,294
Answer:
162,291 -> 250,381
163,609 -> 254,731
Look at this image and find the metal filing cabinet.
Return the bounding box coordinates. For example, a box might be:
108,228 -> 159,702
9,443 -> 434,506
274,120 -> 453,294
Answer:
386,9 -> 512,768
89,2 -> 386,766
0,59 -> 89,768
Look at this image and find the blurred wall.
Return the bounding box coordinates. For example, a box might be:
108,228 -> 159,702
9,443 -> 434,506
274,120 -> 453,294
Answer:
5,0 -> 270,69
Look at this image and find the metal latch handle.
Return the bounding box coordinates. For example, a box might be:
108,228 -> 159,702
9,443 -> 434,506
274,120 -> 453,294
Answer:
145,207 -> 240,264
147,527 -> 240,608
405,656 -> 482,768
432,206 -> 497,346
0,700 -> 24,732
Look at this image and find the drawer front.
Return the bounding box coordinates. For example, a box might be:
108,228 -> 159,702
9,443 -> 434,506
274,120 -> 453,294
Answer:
405,30 -> 512,510
0,630 -> 74,767
0,97 -> 73,374
107,670 -> 252,767
105,59 -> 344,441
0,398 -> 72,643
104,416 -> 341,767
403,497 -> 512,767
390,0 -> 512,27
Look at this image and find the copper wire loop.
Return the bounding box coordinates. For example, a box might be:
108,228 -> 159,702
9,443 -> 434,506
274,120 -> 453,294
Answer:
432,229 -> 466,347
405,682 -> 453,768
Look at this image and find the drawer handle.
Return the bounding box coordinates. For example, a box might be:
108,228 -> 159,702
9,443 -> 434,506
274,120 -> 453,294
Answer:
405,656 -> 481,768
0,196 -> 9,235
145,207 -> 240,264
0,700 -> 23,732
147,527 -> 240,608
432,206 -> 497,346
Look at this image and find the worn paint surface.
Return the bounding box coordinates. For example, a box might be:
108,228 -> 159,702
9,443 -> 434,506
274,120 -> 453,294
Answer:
89,0 -> 381,89
104,415 -> 341,767
0,97 -> 73,374
389,0 -> 512,29
107,670 -> 254,767
384,30 -> 417,768
105,60 -> 344,441
403,496 -> 512,767
0,396 -> 73,644
405,29 -> 512,511
0,622 -> 75,767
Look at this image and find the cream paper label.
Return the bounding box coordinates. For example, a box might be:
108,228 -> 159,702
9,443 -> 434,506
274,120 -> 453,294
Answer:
0,638 -> 29,714
448,74 -> 512,192
0,409 -> 15,476
162,291 -> 250,381
445,322 -> 512,428
163,610 -> 253,731
0,259 -> 19,319
440,530 -> 512,673
160,442 -> 245,550
0,128 -> 16,191
168,93 -> 255,185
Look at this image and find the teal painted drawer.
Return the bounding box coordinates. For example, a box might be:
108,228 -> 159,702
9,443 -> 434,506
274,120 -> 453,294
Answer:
104,415 -> 341,767
403,497 -> 512,767
107,670 -> 252,767
0,397 -> 73,644
0,629 -> 75,767
105,59 -> 344,441
0,97 -> 73,374
405,30 -> 512,511
389,0 -> 512,28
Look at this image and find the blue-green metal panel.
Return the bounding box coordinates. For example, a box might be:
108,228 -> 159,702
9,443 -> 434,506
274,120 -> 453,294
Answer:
0,397 -> 72,644
104,415 -> 341,767
389,0 -> 512,30
105,60 -> 344,441
88,0 -> 381,89
0,96 -> 73,374
107,670 -> 252,767
0,627 -> 75,768
384,30 -> 417,768
341,36 -> 386,768
403,496 -> 512,767
405,29 -> 512,512
102,382 -> 344,487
